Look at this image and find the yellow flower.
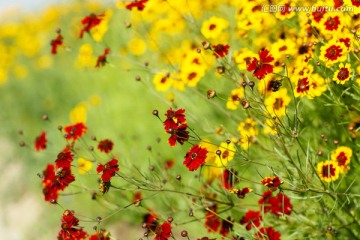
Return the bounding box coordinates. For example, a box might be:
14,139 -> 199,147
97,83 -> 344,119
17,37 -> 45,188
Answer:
238,118 -> 258,137
263,118 -> 277,135
201,16 -> 228,39
319,40 -> 348,67
271,39 -> 297,61
264,88 -> 291,117
274,1 -> 296,20
37,55 -> 53,69
78,157 -> 92,175
216,141 -> 236,166
317,160 -> 340,183
331,146 -> 352,174
180,64 -> 205,88
200,140 -> 222,182
70,103 -> 87,124
128,38 -> 147,56
89,95 -> 101,106
343,0 -> 360,14
233,48 -> 256,71
226,88 -> 244,110
333,63 -> 352,84
91,9 -> 112,42
152,71 -> 173,92
75,43 -> 97,69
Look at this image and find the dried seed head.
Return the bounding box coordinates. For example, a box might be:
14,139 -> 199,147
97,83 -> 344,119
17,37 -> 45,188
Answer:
176,174 -> 181,180
96,217 -> 102,222
124,20 -> 131,28
202,41 -> 210,49
91,135 -> 97,141
42,114 -> 49,121
18,130 -> 24,135
152,109 -> 159,116
216,66 -> 225,74
241,99 -> 250,109
320,133 -> 325,138
144,61 -> 149,67
216,150 -> 221,156
167,217 -> 173,223
355,49 -> 359,54
241,81 -> 247,87
135,75 -> 141,81
226,139 -> 231,144
56,28 -> 61,34
57,125 -> 63,131
207,90 -> 216,99
19,141 -> 25,147
333,140 -> 339,145
248,81 -> 255,89
149,165 -> 155,171
88,146 -> 94,151
181,230 -> 188,237
317,150 -> 323,156
196,48 -> 201,53
147,145 -> 152,151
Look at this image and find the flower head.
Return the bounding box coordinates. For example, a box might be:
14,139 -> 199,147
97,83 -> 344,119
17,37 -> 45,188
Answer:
205,205 -> 220,232
55,150 -> 74,169
261,176 -> 283,190
98,139 -> 114,153
155,221 -> 172,240
34,131 -> 47,151
97,159 -> 119,182
79,13 -> 104,38
317,160 -> 340,182
331,146 -> 352,173
255,227 -> 281,240
333,63 -> 352,84
240,210 -> 262,231
183,144 -> 208,171
212,44 -> 230,58
247,49 -> 274,80
58,210 -> 88,240
64,122 -> 87,142
126,0 -> 148,11
50,33 -> 63,55
96,48 -> 111,68
89,229 -> 111,240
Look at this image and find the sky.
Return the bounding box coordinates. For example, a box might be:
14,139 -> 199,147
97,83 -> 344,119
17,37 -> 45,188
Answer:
0,0 -> 57,12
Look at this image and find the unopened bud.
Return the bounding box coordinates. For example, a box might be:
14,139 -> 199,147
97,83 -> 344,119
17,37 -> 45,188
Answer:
207,90 -> 216,99
202,41 -> 210,49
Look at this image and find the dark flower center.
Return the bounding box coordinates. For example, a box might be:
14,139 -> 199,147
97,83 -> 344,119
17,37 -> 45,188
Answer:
337,68 -> 349,80
209,24 -> 216,30
336,152 -> 347,166
322,164 -> 335,178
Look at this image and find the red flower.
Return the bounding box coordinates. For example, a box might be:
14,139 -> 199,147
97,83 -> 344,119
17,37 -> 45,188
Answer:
205,205 -> 220,232
259,191 -> 293,217
79,13 -> 104,38
64,123 -> 87,142
183,144 -> 208,171
96,48 -> 111,68
261,176 -> 283,190
42,164 -> 59,202
312,7 -> 326,23
50,33 -> 63,54
324,45 -> 343,61
55,167 -> 75,190
240,210 -> 262,231
155,221 -> 172,240
164,159 -> 175,170
255,227 -> 281,240
247,49 -> 274,80
89,229 -> 111,240
126,0 -> 148,11
98,139 -> 114,153
230,187 -> 252,199
58,210 -> 88,240
220,217 -> 233,237
213,44 -> 230,58
97,159 -> 119,182
163,108 -> 186,132
34,131 -> 47,151
324,16 -> 340,31
55,150 -> 74,168
167,123 -> 190,147
143,213 -> 158,232
296,77 -> 310,94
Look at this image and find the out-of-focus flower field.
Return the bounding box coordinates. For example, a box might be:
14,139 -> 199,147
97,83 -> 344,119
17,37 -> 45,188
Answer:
1,0 -> 360,239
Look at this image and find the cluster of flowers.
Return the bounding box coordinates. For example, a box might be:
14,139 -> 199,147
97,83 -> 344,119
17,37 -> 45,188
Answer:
57,209 -> 111,240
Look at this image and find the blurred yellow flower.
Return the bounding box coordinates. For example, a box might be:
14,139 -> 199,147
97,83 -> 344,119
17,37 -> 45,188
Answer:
201,16 -> 228,39
264,88 -> 291,117
70,103 -> 87,124
128,38 -> 147,55
0,68 -> 8,85
75,43 -> 97,68
78,157 -> 92,175
89,95 -> 101,106
13,65 -> 28,79
37,55 -> 53,69
91,9 -> 113,42
217,141 -> 236,166
226,88 -> 244,110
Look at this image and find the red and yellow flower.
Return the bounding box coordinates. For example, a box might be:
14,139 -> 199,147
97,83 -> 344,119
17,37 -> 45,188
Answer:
333,63 -> 352,84
331,146 -> 352,174
317,160 -> 340,182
